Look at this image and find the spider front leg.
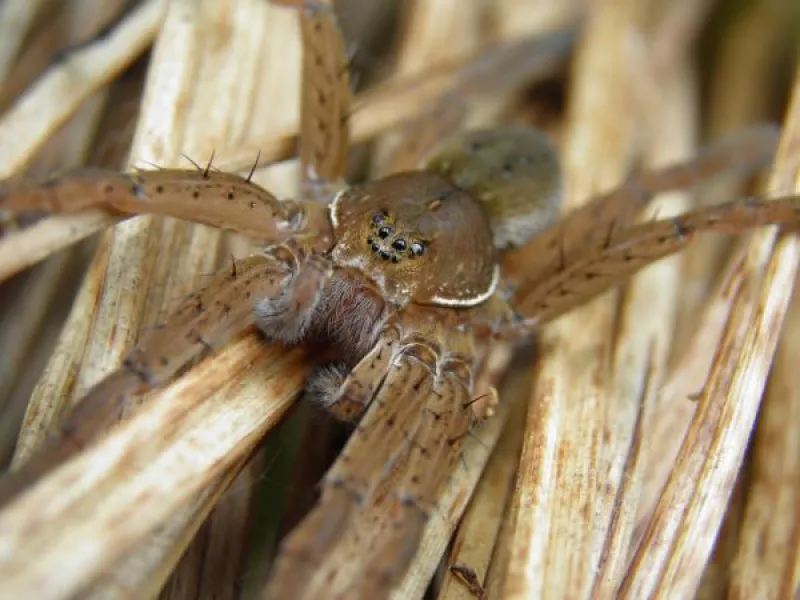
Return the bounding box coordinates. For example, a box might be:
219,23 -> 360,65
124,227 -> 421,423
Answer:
254,241 -> 337,344
265,306 -> 497,600
0,168 -> 334,251
0,251 -> 297,508
305,325 -> 399,421
264,328 -> 430,599
351,369 -> 475,599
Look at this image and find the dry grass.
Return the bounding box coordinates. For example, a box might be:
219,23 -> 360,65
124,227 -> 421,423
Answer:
0,0 -> 797,599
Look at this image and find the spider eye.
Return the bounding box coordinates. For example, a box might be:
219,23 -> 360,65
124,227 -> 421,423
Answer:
392,238 -> 407,252
373,212 -> 386,225
378,226 -> 392,239
410,241 -> 425,256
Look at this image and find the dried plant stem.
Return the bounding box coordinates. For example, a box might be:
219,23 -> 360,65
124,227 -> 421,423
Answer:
0,334 -> 308,600
649,0 -> 716,68
0,211 -> 118,283
435,367 -> 530,600
492,0 -> 584,38
499,1 -> 646,597
75,2 -> 305,596
728,282 -> 800,598
636,242 -> 747,531
3,3 -> 308,599
86,461 -> 246,599
622,67 -> 800,598
675,0 -> 791,345
590,51 -> 697,598
0,0 -> 166,178
0,251 -> 79,448
146,3 -> 303,596
0,0 -> 50,90
0,34 -> 123,452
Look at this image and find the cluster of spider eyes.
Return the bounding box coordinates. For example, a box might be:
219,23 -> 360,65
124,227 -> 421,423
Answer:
368,212 -> 425,263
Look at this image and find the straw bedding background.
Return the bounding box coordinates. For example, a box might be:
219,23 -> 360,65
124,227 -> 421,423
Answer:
0,0 -> 797,598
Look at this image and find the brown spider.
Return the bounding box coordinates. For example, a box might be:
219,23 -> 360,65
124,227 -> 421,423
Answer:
0,4 -> 799,600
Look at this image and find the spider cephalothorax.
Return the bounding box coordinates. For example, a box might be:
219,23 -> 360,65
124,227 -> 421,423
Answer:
330,171 -> 498,306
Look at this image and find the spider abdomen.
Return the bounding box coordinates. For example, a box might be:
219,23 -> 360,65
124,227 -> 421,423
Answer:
423,126 -> 563,250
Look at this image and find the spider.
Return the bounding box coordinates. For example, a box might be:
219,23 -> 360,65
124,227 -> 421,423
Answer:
0,4 -> 798,600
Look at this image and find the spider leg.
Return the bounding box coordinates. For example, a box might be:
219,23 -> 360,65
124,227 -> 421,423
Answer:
297,0 -> 351,200
0,169 -> 333,249
264,344 -> 432,599
503,123 -> 780,285
511,194 -> 800,326
0,253 -> 293,508
255,245 -> 334,344
349,371 -> 474,599
317,327 -> 486,599
305,325 -> 401,421
0,3 -> 350,280
265,306 -> 496,599
383,94 -> 469,174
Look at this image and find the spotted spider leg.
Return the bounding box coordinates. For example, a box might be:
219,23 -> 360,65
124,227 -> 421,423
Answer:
264,302 -> 509,599
512,192 -> 800,324
0,252 -> 300,508
315,314 -> 504,600
307,325 -> 400,421
0,167 -> 333,250
344,346 -> 480,599
264,324 -> 428,599
383,94 -> 469,174
503,123 -> 781,287
298,0 -> 351,198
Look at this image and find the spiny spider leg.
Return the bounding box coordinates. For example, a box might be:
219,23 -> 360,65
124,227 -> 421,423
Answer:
298,0 -> 351,197
255,247 -> 335,344
352,372 -> 473,599
513,193 -> 800,324
0,2 -> 350,270
265,345 -> 432,599
306,326 -> 401,421
0,168 -> 332,249
505,123 -> 780,285
0,252 -> 294,508
266,306 -> 497,600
